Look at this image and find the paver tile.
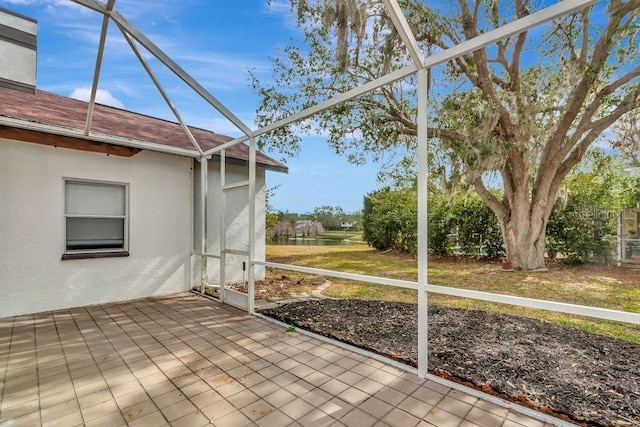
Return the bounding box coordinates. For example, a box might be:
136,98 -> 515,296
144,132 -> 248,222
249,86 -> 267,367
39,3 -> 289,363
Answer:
171,411 -> 211,427
211,409 -> 253,427
423,407 -> 463,427
436,395 -> 473,418
382,408 -> 421,427
398,395 -> 433,419
298,408 -> 335,427
340,408 -> 378,427
121,399 -> 160,422
280,397 -> 316,419
80,398 -> 119,422
41,410 -> 83,427
337,386 -> 369,405
255,409 -> 294,427
0,295 -> 560,427
319,397 -> 353,420
506,411 -> 545,427
240,399 -> 276,421
474,399 -> 510,417
465,407 -> 506,427
84,410 -> 127,427
40,399 -> 80,424
127,410 -> 168,427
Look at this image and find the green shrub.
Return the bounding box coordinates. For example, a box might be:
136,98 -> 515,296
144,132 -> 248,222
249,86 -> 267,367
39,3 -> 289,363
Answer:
362,188 -> 418,254
450,193 -> 504,260
547,200 -> 616,265
363,189 -> 503,259
427,195 -> 453,256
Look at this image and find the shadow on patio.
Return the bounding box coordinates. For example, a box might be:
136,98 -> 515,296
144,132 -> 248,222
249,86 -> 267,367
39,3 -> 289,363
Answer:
0,293 -> 554,427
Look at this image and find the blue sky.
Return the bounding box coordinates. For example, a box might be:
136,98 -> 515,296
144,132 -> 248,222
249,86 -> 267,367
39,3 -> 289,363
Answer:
4,1 -> 624,214
4,0 -> 381,213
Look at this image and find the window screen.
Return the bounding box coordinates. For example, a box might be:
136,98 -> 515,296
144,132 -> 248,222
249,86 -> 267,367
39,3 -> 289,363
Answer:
64,181 -> 127,252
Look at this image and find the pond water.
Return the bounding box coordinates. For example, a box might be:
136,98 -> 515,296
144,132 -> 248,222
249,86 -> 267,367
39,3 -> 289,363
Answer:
268,236 -> 358,246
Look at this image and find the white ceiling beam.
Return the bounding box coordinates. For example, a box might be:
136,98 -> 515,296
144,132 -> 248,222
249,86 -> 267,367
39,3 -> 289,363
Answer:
84,0 -> 116,136
0,116 -> 200,157
202,134 -> 250,158
118,25 -> 205,156
68,0 -> 599,160
252,0 -> 597,141
253,64 -> 418,139
68,0 -> 104,14
70,0 -> 252,138
381,0 -> 425,68
423,0 -> 599,69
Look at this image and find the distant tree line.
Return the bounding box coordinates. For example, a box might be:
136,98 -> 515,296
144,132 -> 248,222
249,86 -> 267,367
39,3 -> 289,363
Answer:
267,205 -> 363,239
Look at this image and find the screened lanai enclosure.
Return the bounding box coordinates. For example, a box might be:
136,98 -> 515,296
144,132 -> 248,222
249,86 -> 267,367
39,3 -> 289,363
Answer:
2,0 -> 640,425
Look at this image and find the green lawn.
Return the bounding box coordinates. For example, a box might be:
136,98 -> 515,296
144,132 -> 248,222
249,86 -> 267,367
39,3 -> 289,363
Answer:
265,244 -> 640,343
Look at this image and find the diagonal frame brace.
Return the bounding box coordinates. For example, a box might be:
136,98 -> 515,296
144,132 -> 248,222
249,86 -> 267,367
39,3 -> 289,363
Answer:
69,0 -> 253,140
118,25 -> 205,156
84,0 -> 116,136
381,0 -> 425,69
109,9 -> 253,138
422,0 -> 599,70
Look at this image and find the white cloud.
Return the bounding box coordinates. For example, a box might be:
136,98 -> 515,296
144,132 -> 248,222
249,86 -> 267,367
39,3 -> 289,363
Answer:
70,87 -> 125,109
4,0 -> 88,12
166,51 -> 269,91
264,0 -> 298,31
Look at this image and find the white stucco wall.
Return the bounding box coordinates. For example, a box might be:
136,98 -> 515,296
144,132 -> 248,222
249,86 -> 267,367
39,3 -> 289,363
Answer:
0,138 -> 193,318
193,160 -> 267,286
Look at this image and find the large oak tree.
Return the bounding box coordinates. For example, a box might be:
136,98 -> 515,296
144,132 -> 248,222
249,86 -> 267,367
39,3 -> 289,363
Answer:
253,0 -> 640,270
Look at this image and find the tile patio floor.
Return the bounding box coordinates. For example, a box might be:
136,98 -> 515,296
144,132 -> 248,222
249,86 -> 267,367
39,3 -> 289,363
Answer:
0,293 -> 557,427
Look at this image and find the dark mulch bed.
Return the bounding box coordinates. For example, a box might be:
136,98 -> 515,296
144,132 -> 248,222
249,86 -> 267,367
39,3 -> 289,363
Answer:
260,300 -> 640,427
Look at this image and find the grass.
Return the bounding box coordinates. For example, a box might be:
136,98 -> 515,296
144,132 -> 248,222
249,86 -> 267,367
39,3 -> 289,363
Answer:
265,244 -> 640,343
321,230 -> 362,239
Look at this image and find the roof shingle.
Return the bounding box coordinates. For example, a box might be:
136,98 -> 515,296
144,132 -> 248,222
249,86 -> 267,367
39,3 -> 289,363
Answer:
0,87 -> 287,172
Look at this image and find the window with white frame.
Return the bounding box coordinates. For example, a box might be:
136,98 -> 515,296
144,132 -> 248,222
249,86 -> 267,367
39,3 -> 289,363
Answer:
64,180 -> 128,254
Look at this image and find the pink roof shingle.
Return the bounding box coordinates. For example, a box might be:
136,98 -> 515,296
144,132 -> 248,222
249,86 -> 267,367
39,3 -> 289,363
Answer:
0,87 -> 287,172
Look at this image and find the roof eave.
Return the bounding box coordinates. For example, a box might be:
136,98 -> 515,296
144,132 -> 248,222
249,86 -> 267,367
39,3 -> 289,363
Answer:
0,115 -> 200,157
0,115 -> 289,173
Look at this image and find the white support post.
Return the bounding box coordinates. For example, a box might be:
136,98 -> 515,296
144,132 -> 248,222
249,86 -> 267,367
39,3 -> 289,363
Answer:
417,68 -> 429,378
189,158 -> 195,290
219,150 -> 227,302
200,157 -> 208,294
84,0 -> 116,136
247,137 -> 257,314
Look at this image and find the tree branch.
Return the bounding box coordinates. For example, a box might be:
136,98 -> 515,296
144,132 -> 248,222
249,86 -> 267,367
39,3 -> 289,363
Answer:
474,177 -> 508,220
561,87 -> 640,174
546,0 -> 639,164
567,66 -> 640,148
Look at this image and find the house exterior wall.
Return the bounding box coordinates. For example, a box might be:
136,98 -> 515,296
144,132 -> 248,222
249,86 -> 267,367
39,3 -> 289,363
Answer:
193,160 -> 267,286
0,138 -> 193,318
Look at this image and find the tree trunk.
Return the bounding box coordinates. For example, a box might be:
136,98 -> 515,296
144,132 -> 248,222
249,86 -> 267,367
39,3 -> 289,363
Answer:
498,201 -> 549,271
